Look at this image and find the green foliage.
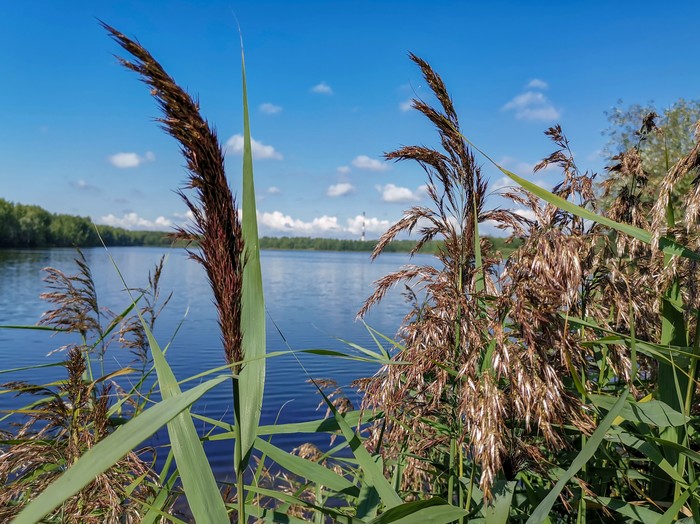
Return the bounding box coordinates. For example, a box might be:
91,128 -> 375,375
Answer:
0,198 -> 170,248
259,235 -> 521,256
602,98 -> 700,207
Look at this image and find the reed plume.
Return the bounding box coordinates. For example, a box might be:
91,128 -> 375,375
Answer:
359,55 -> 594,500
39,248 -> 109,356
103,23 -> 245,370
0,347 -> 155,522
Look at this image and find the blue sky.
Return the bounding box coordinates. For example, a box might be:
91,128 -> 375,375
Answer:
2,1 -> 699,238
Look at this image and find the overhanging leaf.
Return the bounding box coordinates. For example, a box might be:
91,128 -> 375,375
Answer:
526,388 -> 629,524
238,43 -> 266,470
12,374 -> 228,524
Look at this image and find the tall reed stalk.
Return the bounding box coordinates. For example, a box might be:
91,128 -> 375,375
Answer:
104,22 -> 265,523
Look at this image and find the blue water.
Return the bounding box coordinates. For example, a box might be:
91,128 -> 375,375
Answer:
0,247 -> 421,481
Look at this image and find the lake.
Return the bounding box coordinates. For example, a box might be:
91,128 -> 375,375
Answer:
0,246 -> 420,482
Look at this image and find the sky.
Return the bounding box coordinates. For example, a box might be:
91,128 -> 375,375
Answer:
2,0 -> 699,239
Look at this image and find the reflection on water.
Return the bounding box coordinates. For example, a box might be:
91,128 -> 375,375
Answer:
0,246 -> 430,480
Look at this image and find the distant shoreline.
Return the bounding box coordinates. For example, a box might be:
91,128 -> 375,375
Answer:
0,235 -> 521,257
0,198 -> 519,255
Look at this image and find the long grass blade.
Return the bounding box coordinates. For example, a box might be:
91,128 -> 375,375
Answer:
365,497 -> 468,523
316,384 -> 403,508
103,248 -> 230,523
237,41 -> 266,471
254,437 -> 360,496
143,318 -> 230,523
470,149 -> 700,261
11,374 -> 228,524
526,388 -> 629,524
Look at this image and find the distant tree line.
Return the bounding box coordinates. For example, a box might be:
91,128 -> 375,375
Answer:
259,236 -> 521,255
0,198 -> 169,248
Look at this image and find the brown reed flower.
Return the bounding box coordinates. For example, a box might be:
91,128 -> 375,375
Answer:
0,347 -> 156,522
39,249 -> 109,354
103,23 -> 245,368
359,56 -> 597,501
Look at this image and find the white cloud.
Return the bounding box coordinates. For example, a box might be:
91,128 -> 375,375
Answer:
260,102 -> 282,114
256,210 -> 391,237
258,211 -> 341,234
99,212 -> 173,231
71,179 -> 99,192
502,90 -> 560,121
267,186 -> 281,194
173,210 -> 195,221
514,208 -> 538,221
327,182 -> 355,197
526,79 -> 548,89
336,165 -> 351,174
108,151 -> 156,168
226,134 -> 283,160
351,155 -> 389,171
311,82 -> 333,95
376,183 -> 422,203
346,215 -> 391,235
399,99 -> 412,112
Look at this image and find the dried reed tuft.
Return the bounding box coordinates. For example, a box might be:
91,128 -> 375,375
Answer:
0,347 -> 155,522
103,23 -> 245,369
39,249 -> 109,355
359,56 -> 597,500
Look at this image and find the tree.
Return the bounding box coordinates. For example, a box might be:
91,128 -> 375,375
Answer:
602,98 -> 700,206
0,199 -> 19,247
16,204 -> 52,247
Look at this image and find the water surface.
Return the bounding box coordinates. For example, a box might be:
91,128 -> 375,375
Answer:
0,247 -> 422,480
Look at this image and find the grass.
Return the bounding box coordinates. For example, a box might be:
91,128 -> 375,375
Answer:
2,21 -> 700,523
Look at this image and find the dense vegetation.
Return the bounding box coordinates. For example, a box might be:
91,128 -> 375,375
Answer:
3,22 -> 700,523
260,235 -> 521,256
0,198 -> 169,247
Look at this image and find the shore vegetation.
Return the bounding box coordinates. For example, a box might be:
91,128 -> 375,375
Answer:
2,21 -> 700,523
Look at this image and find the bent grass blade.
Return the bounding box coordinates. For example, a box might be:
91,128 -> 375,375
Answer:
12,374 -> 229,524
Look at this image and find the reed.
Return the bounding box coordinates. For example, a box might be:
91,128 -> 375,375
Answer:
3,21 -> 700,524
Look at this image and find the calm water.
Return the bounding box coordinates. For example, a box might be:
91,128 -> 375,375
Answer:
0,247 -> 420,481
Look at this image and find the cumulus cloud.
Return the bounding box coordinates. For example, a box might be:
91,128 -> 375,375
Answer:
336,165 -> 351,174
226,134 -> 283,160
311,82 -> 333,95
376,183 -> 423,203
399,99 -> 413,112
258,211 -> 341,234
351,155 -> 389,171
527,79 -> 548,89
260,102 -> 282,114
502,91 -> 560,121
346,215 -> 391,235
267,186 -> 281,194
108,151 -> 156,168
327,182 -> 355,197
99,212 -> 173,231
173,210 -> 195,221
256,210 -> 391,237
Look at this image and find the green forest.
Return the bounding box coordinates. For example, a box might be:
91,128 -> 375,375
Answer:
259,235 -> 521,255
0,198 -> 169,248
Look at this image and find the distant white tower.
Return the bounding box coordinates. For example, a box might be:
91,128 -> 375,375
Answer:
361,211 -> 366,241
